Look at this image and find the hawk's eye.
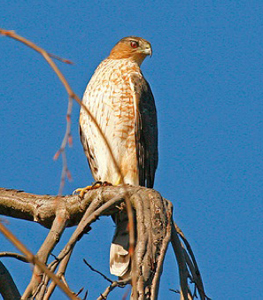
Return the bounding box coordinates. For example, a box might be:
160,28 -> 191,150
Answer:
130,41 -> 139,48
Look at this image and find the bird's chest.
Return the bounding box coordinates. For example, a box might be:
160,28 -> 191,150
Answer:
108,74 -> 136,143
109,71 -> 135,121
88,65 -> 141,139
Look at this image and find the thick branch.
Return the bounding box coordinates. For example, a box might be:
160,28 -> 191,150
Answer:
0,186 -> 141,228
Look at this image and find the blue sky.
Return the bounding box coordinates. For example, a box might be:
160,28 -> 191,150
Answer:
1,1 -> 263,299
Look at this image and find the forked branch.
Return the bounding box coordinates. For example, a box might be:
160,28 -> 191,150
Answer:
0,187 -> 208,299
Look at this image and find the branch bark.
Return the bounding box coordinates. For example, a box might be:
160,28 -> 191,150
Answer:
0,186 -> 208,300
0,186 -> 134,228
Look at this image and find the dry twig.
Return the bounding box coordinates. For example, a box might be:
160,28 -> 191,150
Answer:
0,252 -> 28,263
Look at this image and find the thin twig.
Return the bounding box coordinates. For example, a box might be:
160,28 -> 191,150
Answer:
83,259 -> 113,284
96,278 -> 130,300
96,281 -> 118,300
169,288 -> 180,294
174,223 -> 208,300
43,248 -> 73,299
0,252 -> 28,263
75,287 -> 84,296
170,223 -> 189,300
47,52 -> 73,64
55,96 -> 73,195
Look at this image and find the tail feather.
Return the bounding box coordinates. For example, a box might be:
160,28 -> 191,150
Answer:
110,213 -> 131,277
110,243 -> 130,277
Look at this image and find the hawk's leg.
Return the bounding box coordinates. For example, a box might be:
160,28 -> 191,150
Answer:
73,181 -> 112,198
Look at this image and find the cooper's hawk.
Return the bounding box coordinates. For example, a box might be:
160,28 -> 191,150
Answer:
79,36 -> 158,277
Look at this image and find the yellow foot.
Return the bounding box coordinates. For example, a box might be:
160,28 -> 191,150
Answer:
73,181 -> 112,198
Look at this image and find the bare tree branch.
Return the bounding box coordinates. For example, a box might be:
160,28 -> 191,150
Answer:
171,222 -> 210,300
174,223 -> 209,299
0,221 -> 78,300
0,186 -> 208,299
96,281 -> 119,300
171,223 -> 189,300
54,96 -> 73,195
83,259 -> 130,300
0,185 -> 137,298
83,259 -> 114,284
43,192 -> 126,299
24,209 -> 69,299
96,280 -> 128,300
0,186 -> 208,300
0,252 -> 28,263
0,186 -> 133,228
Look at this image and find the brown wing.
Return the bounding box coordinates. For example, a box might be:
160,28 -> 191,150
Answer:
79,124 -> 100,181
135,79 -> 158,188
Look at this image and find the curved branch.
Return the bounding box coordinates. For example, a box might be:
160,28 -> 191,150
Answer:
174,223 -> 208,299
0,186 -> 140,228
0,222 -> 78,300
170,223 -> 190,300
171,222 -> 210,300
0,186 -> 208,299
24,210 -> 69,299
0,252 -> 28,263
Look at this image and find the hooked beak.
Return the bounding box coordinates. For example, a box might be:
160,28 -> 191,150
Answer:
143,46 -> 152,57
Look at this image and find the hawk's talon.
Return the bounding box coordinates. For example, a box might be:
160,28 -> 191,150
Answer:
73,181 -> 112,198
102,181 -> 112,187
73,185 -> 92,198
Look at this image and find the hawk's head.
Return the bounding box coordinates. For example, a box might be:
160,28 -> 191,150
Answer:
109,36 -> 152,65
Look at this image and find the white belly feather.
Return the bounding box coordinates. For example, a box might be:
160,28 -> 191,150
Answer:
80,58 -> 141,185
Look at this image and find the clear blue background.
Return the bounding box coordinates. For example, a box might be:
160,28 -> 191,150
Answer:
1,1 -> 263,299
